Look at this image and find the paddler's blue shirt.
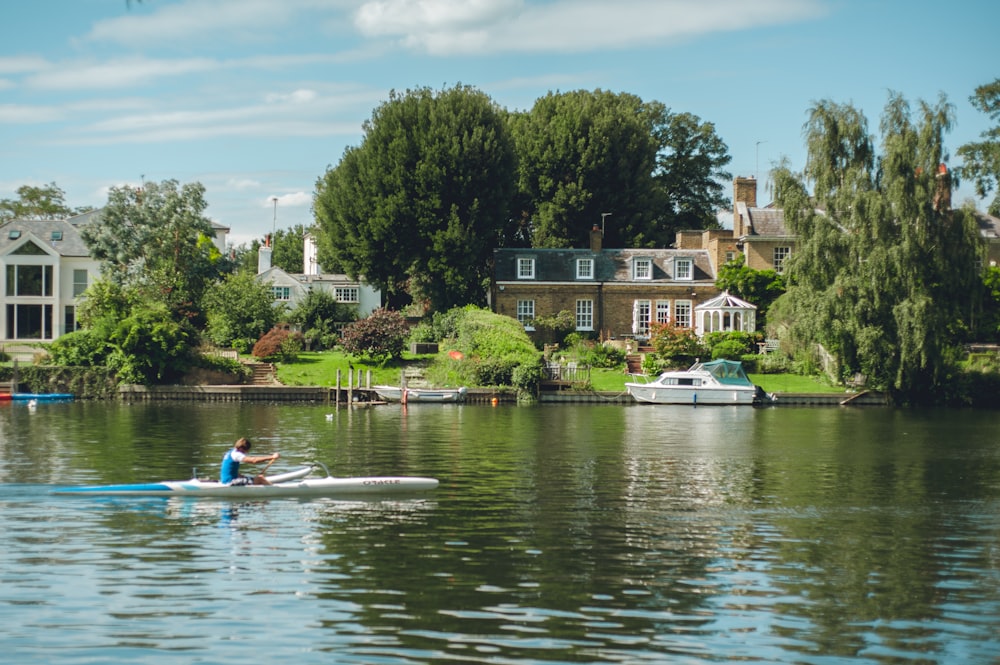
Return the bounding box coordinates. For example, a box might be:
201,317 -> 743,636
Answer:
220,448 -> 245,484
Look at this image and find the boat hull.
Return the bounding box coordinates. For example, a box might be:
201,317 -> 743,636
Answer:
626,384 -> 757,405
373,386 -> 467,403
54,467 -> 439,498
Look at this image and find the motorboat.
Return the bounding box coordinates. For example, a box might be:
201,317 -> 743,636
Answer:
625,359 -> 766,405
373,385 -> 467,403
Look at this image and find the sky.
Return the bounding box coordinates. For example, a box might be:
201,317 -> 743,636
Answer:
1,0 -> 998,247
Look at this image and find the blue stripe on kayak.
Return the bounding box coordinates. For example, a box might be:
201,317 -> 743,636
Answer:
56,483 -> 173,493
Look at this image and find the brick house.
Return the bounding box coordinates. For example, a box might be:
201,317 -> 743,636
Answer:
492,226 -> 718,341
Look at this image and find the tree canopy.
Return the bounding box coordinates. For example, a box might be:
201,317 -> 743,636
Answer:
510,90 -> 730,249
771,93 -> 983,402
0,183 -> 92,222
80,179 -> 223,322
314,85 -> 516,312
957,78 -> 1000,215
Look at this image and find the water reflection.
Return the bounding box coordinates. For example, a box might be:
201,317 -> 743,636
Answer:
1,402 -> 998,663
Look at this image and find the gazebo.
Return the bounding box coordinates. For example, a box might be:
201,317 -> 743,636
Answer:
695,291 -> 756,337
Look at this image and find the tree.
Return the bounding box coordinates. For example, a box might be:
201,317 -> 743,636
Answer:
956,78 -> 1000,216
0,183 -> 91,222
81,179 -> 222,322
510,90 -> 731,249
315,85 -> 516,312
287,289 -> 355,350
510,90 -> 663,249
771,93 -> 983,401
202,271 -> 279,353
271,224 -> 308,273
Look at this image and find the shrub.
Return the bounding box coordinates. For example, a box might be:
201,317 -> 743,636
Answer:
339,308 -> 409,361
253,328 -> 304,362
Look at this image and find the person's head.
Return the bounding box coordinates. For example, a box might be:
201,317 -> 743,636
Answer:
235,437 -> 252,452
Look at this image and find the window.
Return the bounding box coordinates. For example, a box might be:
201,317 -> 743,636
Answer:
334,287 -> 359,303
655,300 -> 670,325
6,264 -> 53,297
576,258 -> 594,280
516,299 -> 535,326
6,303 -> 53,339
674,300 -> 692,328
64,305 -> 78,334
633,258 -> 652,280
773,246 -> 791,273
271,286 -> 291,301
725,250 -> 737,263
633,299 -> 651,336
576,299 -> 593,330
51,231 -> 63,241
73,269 -> 88,297
674,257 -> 693,281
517,258 -> 535,279
8,230 -> 20,240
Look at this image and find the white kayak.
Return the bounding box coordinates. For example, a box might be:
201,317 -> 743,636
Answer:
54,465 -> 439,498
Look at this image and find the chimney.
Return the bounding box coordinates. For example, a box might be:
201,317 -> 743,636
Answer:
734,176 -> 757,208
590,224 -> 603,252
304,233 -> 319,276
258,237 -> 272,274
933,164 -> 951,212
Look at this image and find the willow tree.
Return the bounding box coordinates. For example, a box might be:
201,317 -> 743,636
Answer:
771,93 -> 983,402
314,85 -> 516,312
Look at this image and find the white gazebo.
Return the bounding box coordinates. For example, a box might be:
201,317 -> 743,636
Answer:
695,291 -> 756,336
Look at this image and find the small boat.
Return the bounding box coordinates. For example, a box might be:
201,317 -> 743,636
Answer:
53,463 -> 439,498
373,385 -> 468,403
12,392 -> 74,401
625,359 -> 766,405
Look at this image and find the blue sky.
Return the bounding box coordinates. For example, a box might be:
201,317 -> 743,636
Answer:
2,0 -> 997,247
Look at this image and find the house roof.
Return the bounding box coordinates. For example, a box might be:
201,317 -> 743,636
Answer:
974,210 -> 1000,240
0,219 -> 91,257
696,291 -> 756,310
494,247 -> 716,282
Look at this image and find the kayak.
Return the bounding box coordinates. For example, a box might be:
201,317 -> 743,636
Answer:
13,393 -> 74,401
54,464 -> 439,498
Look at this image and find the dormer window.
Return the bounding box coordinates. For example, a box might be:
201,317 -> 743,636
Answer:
51,231 -> 63,241
576,258 -> 594,279
8,230 -> 21,240
517,257 -> 535,279
675,257 -> 693,281
633,258 -> 652,280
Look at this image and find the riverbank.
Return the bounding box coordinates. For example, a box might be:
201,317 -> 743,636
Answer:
116,384 -> 889,406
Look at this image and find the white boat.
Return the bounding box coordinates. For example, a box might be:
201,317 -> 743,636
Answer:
625,359 -> 766,405
54,464 -> 439,498
373,385 -> 468,403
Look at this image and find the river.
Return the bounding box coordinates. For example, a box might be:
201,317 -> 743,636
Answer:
1,400 -> 998,664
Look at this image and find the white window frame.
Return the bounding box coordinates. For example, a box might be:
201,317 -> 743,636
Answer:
633,258 -> 652,280
675,257 -> 693,281
271,286 -> 291,301
576,258 -> 594,280
576,299 -> 594,331
655,300 -> 671,325
633,299 -> 651,336
334,287 -> 359,303
674,300 -> 692,328
517,258 -> 535,279
773,246 -> 791,273
516,299 -> 535,328
72,269 -> 89,297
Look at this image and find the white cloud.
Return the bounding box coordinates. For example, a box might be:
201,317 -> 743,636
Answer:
265,89 -> 319,105
267,192 -> 312,208
0,104 -> 64,124
354,0 -> 827,55
28,57 -> 218,91
0,55 -> 50,75
227,178 -> 262,191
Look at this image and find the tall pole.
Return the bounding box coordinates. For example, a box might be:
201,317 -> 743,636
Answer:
271,196 -> 278,238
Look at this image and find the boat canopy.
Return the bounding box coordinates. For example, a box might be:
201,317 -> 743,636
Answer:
691,359 -> 754,386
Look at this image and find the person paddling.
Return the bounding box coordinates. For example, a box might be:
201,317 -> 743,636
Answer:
220,437 -> 279,486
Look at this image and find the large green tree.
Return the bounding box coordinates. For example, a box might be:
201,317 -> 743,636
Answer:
314,85 -> 516,312
202,270 -> 279,353
957,78 -> 1000,215
81,179 -> 222,322
0,183 -> 91,222
771,94 -> 983,402
510,90 -> 731,249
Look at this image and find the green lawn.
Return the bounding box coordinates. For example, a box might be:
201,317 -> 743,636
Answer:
276,352 -> 845,395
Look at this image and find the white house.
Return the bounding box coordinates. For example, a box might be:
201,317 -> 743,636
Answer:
0,218 -> 101,341
256,233 -> 381,316
0,210 -> 230,343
